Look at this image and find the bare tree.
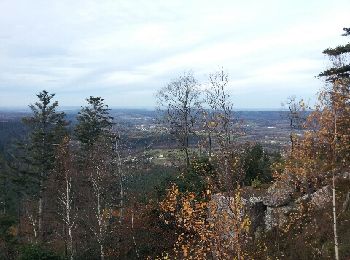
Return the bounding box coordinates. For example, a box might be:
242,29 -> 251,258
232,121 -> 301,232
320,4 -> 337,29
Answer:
156,71 -> 202,169
283,96 -> 308,153
204,69 -> 243,188
55,137 -> 77,260
207,69 -> 235,149
88,138 -> 117,260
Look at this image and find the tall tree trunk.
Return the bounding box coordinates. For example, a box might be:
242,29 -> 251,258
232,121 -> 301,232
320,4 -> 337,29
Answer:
332,173 -> 339,260
131,211 -> 140,258
185,133 -> 190,169
38,190 -> 43,241
65,176 -> 74,260
185,148 -> 190,169
208,132 -> 212,161
100,244 -> 105,260
115,138 -> 124,224
67,225 -> 73,260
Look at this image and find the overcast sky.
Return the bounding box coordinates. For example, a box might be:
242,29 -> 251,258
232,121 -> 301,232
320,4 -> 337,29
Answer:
0,0 -> 349,109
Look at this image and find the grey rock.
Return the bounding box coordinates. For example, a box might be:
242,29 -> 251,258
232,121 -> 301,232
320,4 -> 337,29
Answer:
310,186 -> 331,209
264,205 -> 295,230
263,181 -> 295,207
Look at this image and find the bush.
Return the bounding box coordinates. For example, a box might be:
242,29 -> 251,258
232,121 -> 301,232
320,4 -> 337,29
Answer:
251,177 -> 262,188
19,244 -> 63,260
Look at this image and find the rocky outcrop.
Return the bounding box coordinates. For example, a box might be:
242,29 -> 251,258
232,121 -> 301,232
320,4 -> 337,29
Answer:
264,204 -> 296,230
310,185 -> 331,208
263,180 -> 295,207
210,182 -> 333,233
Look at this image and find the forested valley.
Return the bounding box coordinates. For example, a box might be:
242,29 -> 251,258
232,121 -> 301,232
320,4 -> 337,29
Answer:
0,28 -> 350,260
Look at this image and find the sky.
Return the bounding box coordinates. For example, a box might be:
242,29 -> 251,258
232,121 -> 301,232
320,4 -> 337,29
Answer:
0,0 -> 349,109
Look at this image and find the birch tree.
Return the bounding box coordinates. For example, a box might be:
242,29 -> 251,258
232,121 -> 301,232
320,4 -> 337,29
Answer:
88,138 -> 116,260
204,69 -> 244,188
282,27 -> 350,260
156,72 -> 202,169
55,137 -> 77,260
75,97 -> 117,259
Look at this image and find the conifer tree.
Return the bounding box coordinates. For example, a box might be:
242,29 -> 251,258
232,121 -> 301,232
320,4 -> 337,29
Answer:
319,27 -> 350,81
75,96 -> 114,152
22,90 -> 68,240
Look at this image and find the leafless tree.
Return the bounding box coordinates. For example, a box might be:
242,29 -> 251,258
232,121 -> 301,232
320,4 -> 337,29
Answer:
156,71 -> 202,169
87,138 -> 117,260
204,69 -> 243,188
55,137 -> 77,260
283,96 -> 308,153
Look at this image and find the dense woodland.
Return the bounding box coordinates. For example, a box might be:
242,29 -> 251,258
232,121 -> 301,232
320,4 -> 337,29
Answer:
0,28 -> 350,260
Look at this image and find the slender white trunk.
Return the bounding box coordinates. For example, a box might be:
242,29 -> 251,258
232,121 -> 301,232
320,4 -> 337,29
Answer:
92,166 -> 105,260
332,173 -> 339,260
68,226 -> 73,260
28,210 -> 38,241
100,244 -> 105,260
115,138 -> 124,224
131,211 -> 140,258
38,196 -> 43,239
58,172 -> 75,259
332,111 -> 339,260
65,175 -> 74,260
96,187 -> 105,260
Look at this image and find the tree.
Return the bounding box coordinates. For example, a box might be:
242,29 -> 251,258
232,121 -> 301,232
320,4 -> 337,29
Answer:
282,27 -> 350,260
204,69 -> 244,189
75,96 -> 114,152
319,28 -> 350,260
242,143 -> 273,185
75,97 -> 118,259
156,72 -> 202,169
205,68 -> 236,154
86,138 -> 117,260
159,183 -> 251,259
283,96 -> 308,153
54,137 -> 77,260
22,90 -> 67,241
319,27 -> 350,82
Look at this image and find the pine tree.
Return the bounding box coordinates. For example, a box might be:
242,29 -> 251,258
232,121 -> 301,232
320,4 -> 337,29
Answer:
319,27 -> 350,81
75,96 -> 114,152
22,90 -> 68,241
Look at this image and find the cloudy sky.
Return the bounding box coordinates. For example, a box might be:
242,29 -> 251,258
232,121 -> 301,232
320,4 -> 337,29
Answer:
0,0 -> 349,109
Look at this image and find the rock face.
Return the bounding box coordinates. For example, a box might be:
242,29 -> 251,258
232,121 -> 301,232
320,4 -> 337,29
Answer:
263,181 -> 295,207
210,182 -> 333,233
310,186 -> 331,209
243,195 -> 266,232
264,205 -> 295,230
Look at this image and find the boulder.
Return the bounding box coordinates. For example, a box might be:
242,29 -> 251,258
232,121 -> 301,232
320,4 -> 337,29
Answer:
264,205 -> 295,230
310,186 -> 331,209
263,180 -> 295,207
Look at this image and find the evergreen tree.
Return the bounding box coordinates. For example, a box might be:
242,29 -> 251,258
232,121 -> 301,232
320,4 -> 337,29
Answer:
22,90 -> 68,240
75,96 -> 114,151
319,27 -> 350,81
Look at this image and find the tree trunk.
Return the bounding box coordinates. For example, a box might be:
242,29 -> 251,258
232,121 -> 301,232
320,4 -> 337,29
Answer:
208,132 -> 212,161
332,173 -> 339,260
115,138 -> 124,224
131,211 -> 140,258
185,148 -> 190,169
38,194 -> 43,240
66,177 -> 74,260
67,225 -> 73,260
100,244 -> 105,260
